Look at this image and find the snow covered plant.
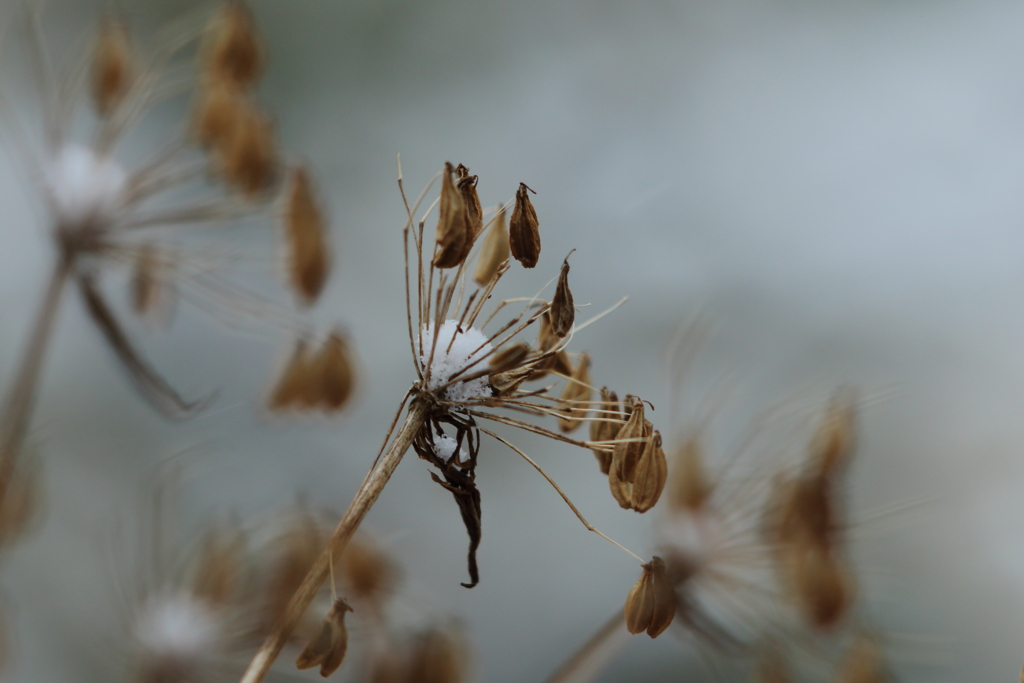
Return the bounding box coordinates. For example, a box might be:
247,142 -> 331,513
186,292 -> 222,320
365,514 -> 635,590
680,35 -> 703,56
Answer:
243,160 -> 671,683
0,3 -> 338,534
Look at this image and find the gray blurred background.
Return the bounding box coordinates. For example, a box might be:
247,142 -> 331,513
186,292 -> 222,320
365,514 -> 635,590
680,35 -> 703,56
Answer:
1,0 -> 1023,681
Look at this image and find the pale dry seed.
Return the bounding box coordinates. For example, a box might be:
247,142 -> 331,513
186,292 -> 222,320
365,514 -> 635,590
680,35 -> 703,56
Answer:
630,430 -> 667,513
549,254 -> 574,337
433,162 -> 473,269
91,17 -> 136,117
624,556 -> 676,638
455,164 -> 483,239
284,166 -> 331,304
786,542 -> 854,631
472,205 -> 509,286
295,598 -> 353,677
508,182 -> 540,268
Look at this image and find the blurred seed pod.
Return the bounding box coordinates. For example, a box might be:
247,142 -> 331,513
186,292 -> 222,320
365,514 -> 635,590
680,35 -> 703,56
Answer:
624,556 -> 675,638
809,390 -> 857,477
756,647 -> 792,683
192,523 -> 245,606
836,632 -> 891,683
407,624 -> 470,683
589,387 -> 622,474
268,338 -> 315,411
340,533 -> 400,606
259,509 -> 330,638
131,244 -> 177,327
193,81 -> 247,149
295,598 -> 353,677
313,331 -> 355,412
202,1 -> 265,89
786,542 -> 855,631
454,164 -> 483,239
557,353 -> 591,433
549,255 -> 574,338
508,182 -> 540,268
667,437 -> 711,513
91,17 -> 137,117
215,99 -> 278,197
0,459 -> 42,550
433,162 -> 473,269
283,166 -> 331,304
472,205 -> 509,286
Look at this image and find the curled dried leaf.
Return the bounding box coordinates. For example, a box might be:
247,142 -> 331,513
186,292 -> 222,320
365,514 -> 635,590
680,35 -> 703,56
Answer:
549,254 -> 574,338
624,556 -> 675,638
508,182 -> 540,268
284,166 -> 331,304
472,205 -> 509,286
295,598 -> 353,677
202,1 -> 265,88
557,353 -> 591,433
433,162 -> 472,269
92,17 -> 136,116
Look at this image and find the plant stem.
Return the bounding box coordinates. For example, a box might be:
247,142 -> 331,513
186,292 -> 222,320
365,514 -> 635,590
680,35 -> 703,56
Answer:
0,253 -> 72,509
239,398 -> 429,683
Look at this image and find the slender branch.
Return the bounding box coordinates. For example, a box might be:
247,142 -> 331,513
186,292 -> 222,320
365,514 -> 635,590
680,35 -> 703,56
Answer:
0,253 -> 72,509
238,398 -> 429,683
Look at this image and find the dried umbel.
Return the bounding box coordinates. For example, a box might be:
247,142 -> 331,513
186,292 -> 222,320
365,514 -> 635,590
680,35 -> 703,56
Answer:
472,205 -> 509,286
508,182 -> 540,268
433,162 -> 473,269
91,17 -> 137,117
202,1 -> 266,89
624,556 -> 676,638
296,598 -> 353,677
283,166 -> 332,304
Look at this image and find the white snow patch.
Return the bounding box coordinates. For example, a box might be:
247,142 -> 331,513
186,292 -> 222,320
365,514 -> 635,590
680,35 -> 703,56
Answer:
432,433 -> 464,462
134,593 -> 221,663
45,144 -> 126,229
419,320 -> 493,402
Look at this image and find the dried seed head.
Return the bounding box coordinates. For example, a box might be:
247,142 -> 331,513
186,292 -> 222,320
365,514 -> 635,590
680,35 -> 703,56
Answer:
624,556 -> 676,638
192,524 -> 245,606
284,166 -> 331,304
340,534 -> 400,604
557,353 -> 591,433
837,632 -> 890,683
488,342 -> 530,375
549,254 -> 575,337
455,164 -> 483,239
472,205 -> 509,286
508,182 -> 540,268
91,18 -> 136,117
407,625 -> 469,683
193,82 -> 247,149
267,339 -> 315,411
313,331 -> 355,412
215,99 -> 278,196
295,598 -> 353,677
668,437 -> 711,512
810,391 -> 856,477
433,162 -> 473,269
589,387 -> 622,474
202,1 -> 265,89
131,244 -> 176,325
630,431 -> 668,513
786,543 -> 855,631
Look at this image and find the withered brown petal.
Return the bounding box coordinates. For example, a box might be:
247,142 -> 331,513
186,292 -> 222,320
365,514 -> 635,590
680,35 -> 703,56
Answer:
91,18 -> 136,116
284,166 -> 331,304
295,598 -> 353,676
549,255 -> 574,337
508,182 -> 540,268
433,162 -> 473,269
472,205 -> 510,286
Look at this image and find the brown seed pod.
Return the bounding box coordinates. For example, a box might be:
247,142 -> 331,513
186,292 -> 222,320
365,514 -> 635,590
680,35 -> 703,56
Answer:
630,430 -> 668,513
192,524 -> 245,606
261,510 -> 329,637
668,437 -> 711,512
340,534 -> 400,604
589,387 -> 622,474
268,339 -> 315,411
284,166 -> 331,304
433,162 -> 473,269
837,632 -> 890,683
611,396 -> 650,483
131,244 -> 176,325
624,556 -> 676,638
487,342 -> 530,375
193,81 -> 246,149
91,17 -> 136,116
202,1 -> 265,89
549,254 -> 575,337
455,164 -> 483,239
557,353 -> 591,433
508,182 -> 540,268
787,543 -> 855,631
472,205 -> 509,286
407,625 -> 469,683
313,331 -> 355,412
215,98 -> 278,196
809,391 -> 857,477
295,598 -> 353,677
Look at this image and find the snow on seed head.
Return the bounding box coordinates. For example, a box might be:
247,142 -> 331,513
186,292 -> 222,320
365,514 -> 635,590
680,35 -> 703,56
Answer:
45,144 -> 126,231
134,592 -> 222,664
419,320 -> 493,402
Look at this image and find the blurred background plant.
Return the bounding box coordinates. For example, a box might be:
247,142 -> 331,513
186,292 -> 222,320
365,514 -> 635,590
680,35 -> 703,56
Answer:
1,0 -> 1023,682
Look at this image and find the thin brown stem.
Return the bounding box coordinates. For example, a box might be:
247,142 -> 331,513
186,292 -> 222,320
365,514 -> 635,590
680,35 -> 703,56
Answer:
0,252 -> 72,509
238,398 -> 429,683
